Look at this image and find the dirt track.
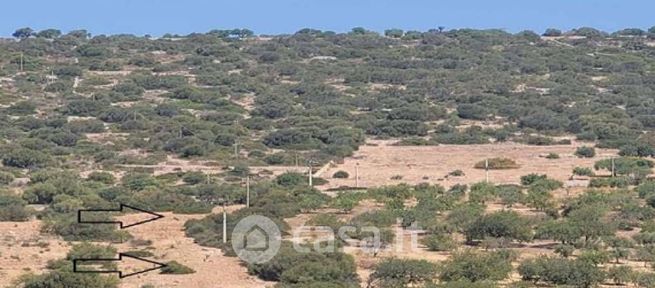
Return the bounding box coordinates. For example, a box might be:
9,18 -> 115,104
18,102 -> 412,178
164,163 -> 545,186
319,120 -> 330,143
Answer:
116,208 -> 272,288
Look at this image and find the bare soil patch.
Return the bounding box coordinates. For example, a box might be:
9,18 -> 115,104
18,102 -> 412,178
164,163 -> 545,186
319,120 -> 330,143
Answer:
0,221 -> 69,288
319,140 -> 618,190
115,209 -> 272,288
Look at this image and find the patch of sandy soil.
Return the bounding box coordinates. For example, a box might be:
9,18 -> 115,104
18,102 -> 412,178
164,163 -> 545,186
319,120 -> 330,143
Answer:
116,210 -> 272,288
249,166 -> 309,178
86,132 -> 131,144
0,205 -> 265,288
88,70 -> 133,76
142,90 -> 169,103
0,221 -> 70,288
319,140 -> 619,190
231,93 -> 255,111
369,83 -> 406,91
150,51 -> 185,64
116,155 -> 222,176
456,119 -> 506,130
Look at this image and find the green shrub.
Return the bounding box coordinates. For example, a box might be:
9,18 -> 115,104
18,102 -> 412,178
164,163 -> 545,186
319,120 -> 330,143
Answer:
0,191 -> 30,221
422,233 -> 457,251
0,171 -> 14,185
575,146 -> 596,158
572,167 -> 594,177
2,148 -> 51,168
440,250 -> 514,282
182,171 -> 206,185
520,174 -> 547,186
518,257 -> 605,287
449,170 -> 465,176
589,177 -> 630,188
474,158 -> 519,170
276,172 -> 306,187
370,258 -> 436,287
637,181 -> 655,199
87,172 -> 115,185
333,170 -> 349,179
6,101 -> 37,115
248,242 -> 358,286
464,211 -> 533,243
545,153 -> 560,159
160,261 -> 195,274
264,153 -> 286,165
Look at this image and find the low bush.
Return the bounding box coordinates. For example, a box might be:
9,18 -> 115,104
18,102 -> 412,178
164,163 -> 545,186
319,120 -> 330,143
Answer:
333,170 -> 350,179
575,146 -> 596,158
474,158 -> 519,170
573,167 -> 594,177
160,261 -> 195,274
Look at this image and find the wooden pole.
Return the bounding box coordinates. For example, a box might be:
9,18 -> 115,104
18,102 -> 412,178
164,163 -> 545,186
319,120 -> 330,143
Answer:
20,52 -> 24,72
308,166 -> 313,187
222,203 -> 227,244
246,176 -> 250,208
611,157 -> 615,178
485,159 -> 489,183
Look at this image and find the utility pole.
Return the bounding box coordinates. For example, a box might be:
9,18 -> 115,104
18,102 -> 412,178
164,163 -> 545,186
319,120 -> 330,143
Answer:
308,165 -> 313,187
611,157 -> 615,178
20,52 -> 24,72
306,158 -> 316,187
246,176 -> 250,208
222,202 -> 227,244
234,142 -> 239,159
485,159 -> 489,183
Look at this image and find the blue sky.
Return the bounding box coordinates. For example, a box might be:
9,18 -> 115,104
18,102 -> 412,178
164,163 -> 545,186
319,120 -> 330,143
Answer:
2,0 -> 654,37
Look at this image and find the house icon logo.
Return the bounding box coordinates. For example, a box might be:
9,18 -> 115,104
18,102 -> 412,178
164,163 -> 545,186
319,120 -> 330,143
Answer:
232,215 -> 281,264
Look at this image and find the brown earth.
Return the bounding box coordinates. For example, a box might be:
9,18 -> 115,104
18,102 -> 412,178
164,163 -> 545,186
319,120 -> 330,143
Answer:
0,221 -> 69,288
319,140 -> 618,190
115,209 -> 272,288
0,205 -> 271,288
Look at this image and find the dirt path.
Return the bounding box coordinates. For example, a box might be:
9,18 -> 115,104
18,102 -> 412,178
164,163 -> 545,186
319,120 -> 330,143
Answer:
116,211 -> 272,288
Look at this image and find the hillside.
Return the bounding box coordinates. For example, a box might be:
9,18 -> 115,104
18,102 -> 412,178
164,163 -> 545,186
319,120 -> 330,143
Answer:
2,27 -> 655,287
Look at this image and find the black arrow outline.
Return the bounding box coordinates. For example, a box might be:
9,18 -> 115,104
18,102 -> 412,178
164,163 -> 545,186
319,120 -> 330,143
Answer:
77,203 -> 164,229
73,253 -> 168,278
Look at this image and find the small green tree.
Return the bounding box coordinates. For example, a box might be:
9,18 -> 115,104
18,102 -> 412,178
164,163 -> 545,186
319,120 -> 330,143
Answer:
464,211 -> 533,244
384,29 -> 404,38
604,236 -> 634,264
439,250 -> 514,282
369,258 -> 436,287
607,265 -> 633,286
422,233 -> 457,252
36,29 -> 62,39
13,27 -> 35,39
469,182 -> 497,204
543,28 -> 562,36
